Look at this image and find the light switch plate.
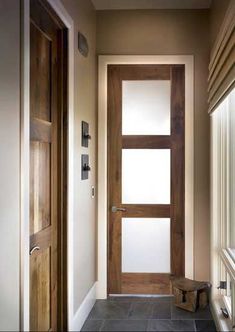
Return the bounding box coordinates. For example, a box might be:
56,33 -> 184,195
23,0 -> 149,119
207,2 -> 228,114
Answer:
81,154 -> 90,180
81,121 -> 90,147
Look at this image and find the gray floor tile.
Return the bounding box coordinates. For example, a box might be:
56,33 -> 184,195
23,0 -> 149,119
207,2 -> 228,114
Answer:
88,300 -> 131,320
81,319 -> 104,331
82,298 -> 216,332
195,320 -> 217,331
101,319 -> 148,331
128,302 -> 153,319
151,301 -> 171,319
171,305 -> 213,320
147,320 -> 196,331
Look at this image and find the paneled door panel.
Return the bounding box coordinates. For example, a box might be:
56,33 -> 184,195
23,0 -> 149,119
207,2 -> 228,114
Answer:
30,247 -> 51,331
108,64 -> 185,294
30,14 -> 57,329
29,0 -> 67,330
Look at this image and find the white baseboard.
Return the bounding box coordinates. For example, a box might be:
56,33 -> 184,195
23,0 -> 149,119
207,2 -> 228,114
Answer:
70,282 -> 97,331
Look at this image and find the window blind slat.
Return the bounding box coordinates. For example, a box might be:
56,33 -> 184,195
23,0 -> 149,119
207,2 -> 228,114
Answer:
209,66 -> 235,113
209,34 -> 235,90
209,50 -> 235,100
208,1 -> 235,113
209,18 -> 235,77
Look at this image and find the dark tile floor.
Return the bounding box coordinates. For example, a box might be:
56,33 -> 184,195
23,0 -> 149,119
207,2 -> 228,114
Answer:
82,297 -> 217,331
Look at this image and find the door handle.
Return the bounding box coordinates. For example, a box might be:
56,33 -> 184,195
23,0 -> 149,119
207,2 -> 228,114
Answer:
30,246 -> 40,255
111,206 -> 126,212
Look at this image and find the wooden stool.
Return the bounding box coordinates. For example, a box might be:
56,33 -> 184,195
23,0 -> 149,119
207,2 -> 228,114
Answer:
171,277 -> 211,312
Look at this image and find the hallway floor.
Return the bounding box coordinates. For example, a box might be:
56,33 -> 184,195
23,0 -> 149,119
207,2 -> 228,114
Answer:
82,297 -> 217,331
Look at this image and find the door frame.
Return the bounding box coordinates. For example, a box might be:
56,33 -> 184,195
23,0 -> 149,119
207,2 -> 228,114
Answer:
97,55 -> 194,298
20,0 -> 74,330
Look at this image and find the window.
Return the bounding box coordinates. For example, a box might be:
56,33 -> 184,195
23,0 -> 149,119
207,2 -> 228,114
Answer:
212,88 -> 235,328
228,90 -> 235,256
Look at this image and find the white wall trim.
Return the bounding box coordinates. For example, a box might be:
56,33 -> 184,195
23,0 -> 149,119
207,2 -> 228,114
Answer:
70,283 -> 97,331
20,0 -> 75,330
20,1 -> 30,330
221,249 -> 235,284
211,296 -> 233,332
210,91 -> 235,330
97,55 -> 194,298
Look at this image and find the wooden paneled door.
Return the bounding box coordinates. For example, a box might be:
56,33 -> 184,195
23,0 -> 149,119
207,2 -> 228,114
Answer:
30,0 -> 68,330
108,65 -> 185,294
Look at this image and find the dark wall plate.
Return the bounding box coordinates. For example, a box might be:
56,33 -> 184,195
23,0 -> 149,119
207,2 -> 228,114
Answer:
81,154 -> 91,180
82,121 -> 91,147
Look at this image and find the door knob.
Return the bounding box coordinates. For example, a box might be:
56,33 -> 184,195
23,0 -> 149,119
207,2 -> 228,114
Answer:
30,246 -> 40,255
111,206 -> 126,212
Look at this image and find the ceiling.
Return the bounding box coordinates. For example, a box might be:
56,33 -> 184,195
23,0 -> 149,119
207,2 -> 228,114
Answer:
91,0 -> 212,10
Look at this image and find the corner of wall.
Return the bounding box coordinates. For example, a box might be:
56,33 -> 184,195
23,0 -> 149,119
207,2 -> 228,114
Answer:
70,282 -> 97,331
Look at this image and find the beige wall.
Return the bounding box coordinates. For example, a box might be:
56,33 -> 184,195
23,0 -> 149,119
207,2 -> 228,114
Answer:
97,9 -> 211,281
0,1 -> 231,329
210,0 -> 231,48
0,0 -> 20,330
0,0 -> 97,328
61,0 -> 97,313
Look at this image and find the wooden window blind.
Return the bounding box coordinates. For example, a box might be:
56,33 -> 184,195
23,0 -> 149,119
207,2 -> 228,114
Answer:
208,1 -> 235,113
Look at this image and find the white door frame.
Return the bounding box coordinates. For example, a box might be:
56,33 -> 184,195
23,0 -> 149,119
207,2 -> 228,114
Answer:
97,55 -> 194,298
20,0 -> 74,329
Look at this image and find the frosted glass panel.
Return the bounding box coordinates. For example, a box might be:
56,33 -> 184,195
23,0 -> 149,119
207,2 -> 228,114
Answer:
122,149 -> 170,204
122,80 -> 171,135
122,218 -> 171,273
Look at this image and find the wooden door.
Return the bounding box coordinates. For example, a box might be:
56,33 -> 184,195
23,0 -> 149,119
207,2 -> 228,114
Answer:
30,0 -> 67,330
108,65 -> 185,294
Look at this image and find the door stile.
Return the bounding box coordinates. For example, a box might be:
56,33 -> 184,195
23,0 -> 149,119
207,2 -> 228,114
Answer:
171,65 -> 185,277
108,65 -> 122,294
51,29 -> 58,329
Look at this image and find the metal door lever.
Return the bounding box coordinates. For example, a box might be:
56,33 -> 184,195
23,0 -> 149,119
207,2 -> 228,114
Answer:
111,206 -> 126,212
30,246 -> 40,255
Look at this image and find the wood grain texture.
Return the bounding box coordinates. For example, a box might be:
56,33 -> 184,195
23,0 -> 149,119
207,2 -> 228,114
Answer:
119,204 -> 170,218
30,21 -> 51,122
30,141 -> 51,236
30,11 -> 56,326
57,27 -> 68,332
30,248 -> 51,331
108,65 -> 122,294
122,136 -> 171,149
172,277 -> 211,312
170,65 -> 185,277
30,227 -> 51,251
122,273 -> 171,294
108,64 -> 171,80
30,118 -> 52,143
30,1 -> 68,330
108,64 -> 185,295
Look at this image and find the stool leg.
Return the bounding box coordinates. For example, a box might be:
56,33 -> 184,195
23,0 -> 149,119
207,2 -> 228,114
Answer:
185,291 -> 197,312
199,290 -> 208,309
173,287 -> 183,305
